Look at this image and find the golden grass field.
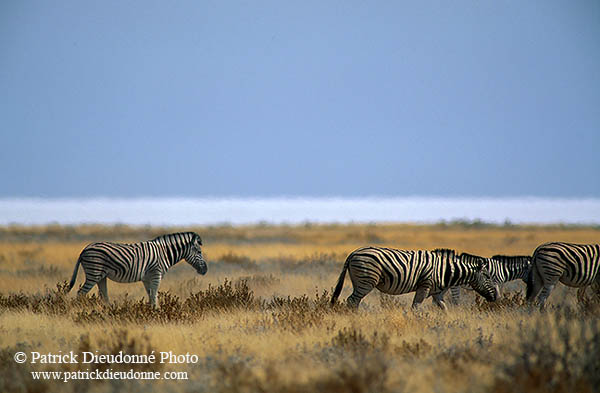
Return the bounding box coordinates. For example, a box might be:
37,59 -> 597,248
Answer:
1,223 -> 599,393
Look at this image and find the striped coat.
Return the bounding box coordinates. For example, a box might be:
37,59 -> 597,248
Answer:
448,253 -> 531,304
526,242 -> 600,309
330,247 -> 498,310
68,232 -> 207,305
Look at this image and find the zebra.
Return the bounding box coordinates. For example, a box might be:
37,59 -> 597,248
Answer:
448,253 -> 532,304
67,232 -> 207,306
526,242 -> 600,310
330,247 -> 498,310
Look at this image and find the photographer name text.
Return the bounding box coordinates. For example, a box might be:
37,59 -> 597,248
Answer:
18,351 -> 198,365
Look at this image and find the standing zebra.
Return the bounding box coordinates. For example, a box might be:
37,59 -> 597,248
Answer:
448,253 -> 532,304
526,242 -> 600,310
330,247 -> 498,310
68,232 -> 207,306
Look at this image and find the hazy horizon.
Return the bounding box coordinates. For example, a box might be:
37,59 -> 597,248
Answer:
2,196 -> 599,226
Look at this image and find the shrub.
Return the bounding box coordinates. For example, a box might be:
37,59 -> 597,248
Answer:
214,355 -> 397,393
234,274 -> 280,289
0,343 -> 51,393
492,311 -> 600,393
472,290 -> 526,312
78,329 -> 162,373
266,290 -> 340,332
185,279 -> 261,312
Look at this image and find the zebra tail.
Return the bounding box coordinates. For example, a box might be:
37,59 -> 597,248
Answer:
68,255 -> 82,292
331,256 -> 350,306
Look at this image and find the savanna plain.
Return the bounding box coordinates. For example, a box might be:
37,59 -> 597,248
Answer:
1,223 -> 599,393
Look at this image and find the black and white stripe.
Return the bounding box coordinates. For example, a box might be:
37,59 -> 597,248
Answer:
448,253 -> 532,304
330,247 -> 498,310
526,242 -> 600,309
67,232 -> 207,305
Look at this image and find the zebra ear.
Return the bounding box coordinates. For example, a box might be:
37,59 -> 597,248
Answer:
476,260 -> 485,271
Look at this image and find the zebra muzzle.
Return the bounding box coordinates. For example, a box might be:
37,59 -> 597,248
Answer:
197,262 -> 208,275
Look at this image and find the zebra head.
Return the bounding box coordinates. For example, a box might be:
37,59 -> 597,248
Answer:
469,260 -> 498,302
186,233 -> 207,275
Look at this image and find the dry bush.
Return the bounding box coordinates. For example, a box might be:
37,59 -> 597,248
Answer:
77,280 -> 261,323
0,329 -> 160,393
266,290 -> 340,332
0,343 -> 51,393
214,355 -> 397,393
75,292 -> 194,324
1,279 -> 262,324
267,289 -> 331,310
393,339 -> 432,358
472,290 -> 526,312
577,288 -> 600,317
492,311 -> 600,393
329,328 -> 390,354
437,327 -> 495,372
234,274 -> 280,289
78,329 -> 161,373
185,278 -> 261,312
0,281 -> 75,316
379,293 -> 408,310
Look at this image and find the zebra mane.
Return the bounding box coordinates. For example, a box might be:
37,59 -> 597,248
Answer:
490,255 -> 531,269
459,252 -> 486,259
432,248 -> 457,258
151,232 -> 201,245
491,254 -> 531,261
458,252 -> 489,270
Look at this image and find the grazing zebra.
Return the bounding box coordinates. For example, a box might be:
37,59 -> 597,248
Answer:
448,253 -> 532,304
68,232 -> 207,306
526,242 -> 600,310
330,247 -> 498,310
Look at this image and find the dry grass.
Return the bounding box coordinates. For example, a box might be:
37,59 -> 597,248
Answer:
1,223 -> 599,393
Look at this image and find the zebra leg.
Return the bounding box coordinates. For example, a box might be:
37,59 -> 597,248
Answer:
346,284 -> 374,309
432,293 -> 448,311
346,292 -> 364,309
535,266 -> 562,310
97,277 -> 109,303
526,264 -> 544,305
77,273 -> 102,298
142,280 -> 152,303
449,286 -> 461,305
345,267 -> 379,310
536,283 -> 556,311
411,283 -> 431,309
142,272 -> 162,306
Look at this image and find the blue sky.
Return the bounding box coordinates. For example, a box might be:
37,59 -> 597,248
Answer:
1,1 -> 599,198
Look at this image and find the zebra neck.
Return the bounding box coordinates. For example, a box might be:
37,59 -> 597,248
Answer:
161,237 -> 188,266
453,263 -> 475,286
492,257 -> 530,282
444,260 -> 475,287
